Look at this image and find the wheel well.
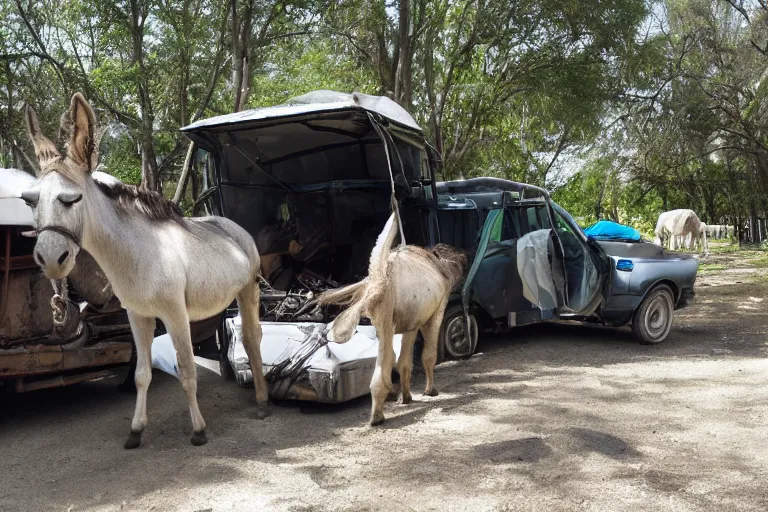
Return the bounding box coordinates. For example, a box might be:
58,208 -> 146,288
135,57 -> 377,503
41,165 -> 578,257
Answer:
635,280 -> 678,319
446,300 -> 494,332
652,279 -> 679,301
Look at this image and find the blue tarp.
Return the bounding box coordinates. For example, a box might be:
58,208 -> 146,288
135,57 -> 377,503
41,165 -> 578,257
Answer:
584,220 -> 641,241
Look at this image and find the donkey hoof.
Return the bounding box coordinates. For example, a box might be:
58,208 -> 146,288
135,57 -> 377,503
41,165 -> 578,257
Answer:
386,391 -> 399,402
400,394 -> 412,405
191,430 -> 208,446
124,430 -> 142,450
424,388 -> 439,397
255,402 -> 272,420
370,412 -> 386,426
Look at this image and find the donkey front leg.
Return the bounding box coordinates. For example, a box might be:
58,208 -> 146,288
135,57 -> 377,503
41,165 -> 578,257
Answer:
162,308 -> 207,446
125,311 -> 154,449
237,281 -> 270,419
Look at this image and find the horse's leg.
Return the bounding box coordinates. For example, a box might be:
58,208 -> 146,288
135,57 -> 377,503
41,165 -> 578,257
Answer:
237,281 -> 270,419
420,299 -> 448,397
396,330 -> 418,405
162,308 -> 207,445
370,314 -> 395,426
125,311 -> 155,449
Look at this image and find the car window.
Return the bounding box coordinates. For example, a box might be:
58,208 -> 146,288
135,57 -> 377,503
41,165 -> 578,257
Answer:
490,209 -> 519,242
555,211 -> 574,234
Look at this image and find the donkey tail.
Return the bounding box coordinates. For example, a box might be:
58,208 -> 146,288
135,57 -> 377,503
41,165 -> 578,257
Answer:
368,212 -> 399,281
319,213 -> 398,343
318,280 -> 366,307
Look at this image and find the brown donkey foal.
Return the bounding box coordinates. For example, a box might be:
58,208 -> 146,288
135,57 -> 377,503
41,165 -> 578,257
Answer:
320,214 -> 467,425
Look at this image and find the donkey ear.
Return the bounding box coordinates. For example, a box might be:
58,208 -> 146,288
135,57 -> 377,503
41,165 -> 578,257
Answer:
24,103 -> 61,174
66,92 -> 97,172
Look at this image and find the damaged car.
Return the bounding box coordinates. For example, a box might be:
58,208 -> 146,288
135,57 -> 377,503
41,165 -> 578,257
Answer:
435,177 -> 699,357
182,90 -> 439,402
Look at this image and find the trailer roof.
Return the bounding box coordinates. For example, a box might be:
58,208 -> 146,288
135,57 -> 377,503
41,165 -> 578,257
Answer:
182,90 -> 422,133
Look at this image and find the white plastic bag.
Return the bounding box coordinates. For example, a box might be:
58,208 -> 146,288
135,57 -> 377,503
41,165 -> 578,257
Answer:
151,334 -> 181,380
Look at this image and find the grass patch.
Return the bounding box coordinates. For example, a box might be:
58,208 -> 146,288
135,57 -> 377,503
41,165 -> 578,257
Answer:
708,243 -> 740,254
698,264 -> 728,273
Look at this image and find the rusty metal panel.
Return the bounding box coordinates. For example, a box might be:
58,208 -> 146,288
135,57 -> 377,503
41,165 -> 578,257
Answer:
0,268 -> 54,346
0,340 -> 132,378
14,369 -> 122,392
61,340 -> 133,371
0,345 -> 63,376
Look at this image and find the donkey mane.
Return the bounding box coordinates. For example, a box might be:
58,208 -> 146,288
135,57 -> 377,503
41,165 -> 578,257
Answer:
94,179 -> 184,222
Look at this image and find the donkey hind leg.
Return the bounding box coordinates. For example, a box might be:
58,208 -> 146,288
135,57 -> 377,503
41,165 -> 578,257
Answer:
370,317 -> 395,426
237,281 -> 270,419
163,309 -> 208,446
396,331 -> 418,404
125,312 -> 155,449
420,301 -> 448,397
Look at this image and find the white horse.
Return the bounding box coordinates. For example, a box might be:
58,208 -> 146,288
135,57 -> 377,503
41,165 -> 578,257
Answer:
17,93 -> 270,449
654,209 -> 709,254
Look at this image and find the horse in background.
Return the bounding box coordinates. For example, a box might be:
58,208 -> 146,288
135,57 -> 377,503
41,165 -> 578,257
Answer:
654,209 -> 709,255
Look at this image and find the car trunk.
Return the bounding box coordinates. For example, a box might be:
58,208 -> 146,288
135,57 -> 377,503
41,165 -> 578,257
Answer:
182,92 -> 436,401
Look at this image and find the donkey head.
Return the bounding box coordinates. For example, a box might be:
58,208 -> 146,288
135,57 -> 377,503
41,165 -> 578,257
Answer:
22,93 -> 97,280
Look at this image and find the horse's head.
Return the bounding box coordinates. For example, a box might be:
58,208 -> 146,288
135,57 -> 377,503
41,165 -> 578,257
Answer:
22,93 -> 97,280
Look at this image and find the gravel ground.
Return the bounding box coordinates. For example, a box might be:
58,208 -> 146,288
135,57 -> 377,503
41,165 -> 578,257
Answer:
2,250 -> 767,512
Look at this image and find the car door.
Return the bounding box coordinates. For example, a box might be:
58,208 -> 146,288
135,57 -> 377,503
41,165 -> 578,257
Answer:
550,203 -> 609,315
468,202 -> 564,326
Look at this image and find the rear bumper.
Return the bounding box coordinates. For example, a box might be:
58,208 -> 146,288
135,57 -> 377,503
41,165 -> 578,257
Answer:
676,287 -> 695,309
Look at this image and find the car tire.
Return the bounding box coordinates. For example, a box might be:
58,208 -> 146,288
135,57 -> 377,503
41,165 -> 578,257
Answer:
438,305 -> 479,362
632,284 -> 674,344
216,325 -> 235,381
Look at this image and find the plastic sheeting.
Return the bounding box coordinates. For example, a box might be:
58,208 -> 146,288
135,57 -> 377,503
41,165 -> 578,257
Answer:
151,334 -> 181,380
516,229 -> 558,313
584,220 -> 641,241
225,315 -> 402,403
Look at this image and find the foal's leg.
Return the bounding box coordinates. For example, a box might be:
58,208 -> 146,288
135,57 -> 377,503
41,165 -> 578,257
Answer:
370,315 -> 395,426
162,307 -> 207,446
420,299 -> 448,397
237,281 -> 270,419
396,330 -> 418,405
125,311 -> 154,449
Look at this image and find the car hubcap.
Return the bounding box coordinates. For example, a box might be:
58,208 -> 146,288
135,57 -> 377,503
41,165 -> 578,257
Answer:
445,314 -> 477,358
645,294 -> 670,339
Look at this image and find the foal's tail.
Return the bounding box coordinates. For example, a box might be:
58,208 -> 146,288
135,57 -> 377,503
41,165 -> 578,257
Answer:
319,280 -> 369,343
318,213 -> 399,343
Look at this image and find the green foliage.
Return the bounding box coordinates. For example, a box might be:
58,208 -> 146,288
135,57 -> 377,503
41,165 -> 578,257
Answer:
0,0 -> 764,233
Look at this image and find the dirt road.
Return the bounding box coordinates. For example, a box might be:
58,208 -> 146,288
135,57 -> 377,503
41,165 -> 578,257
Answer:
2,250 -> 767,512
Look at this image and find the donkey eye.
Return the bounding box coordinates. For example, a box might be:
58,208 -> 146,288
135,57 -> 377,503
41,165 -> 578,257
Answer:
58,192 -> 83,206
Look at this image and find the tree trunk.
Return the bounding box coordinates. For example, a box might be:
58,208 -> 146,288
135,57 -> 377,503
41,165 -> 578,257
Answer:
130,0 -> 160,191
231,0 -> 254,112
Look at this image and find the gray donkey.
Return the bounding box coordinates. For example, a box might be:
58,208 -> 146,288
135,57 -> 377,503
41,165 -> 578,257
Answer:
19,93 -> 269,448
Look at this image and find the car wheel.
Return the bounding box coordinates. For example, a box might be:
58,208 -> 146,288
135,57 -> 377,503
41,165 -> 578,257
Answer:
632,284 -> 674,344
438,305 -> 479,362
216,325 -> 235,381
